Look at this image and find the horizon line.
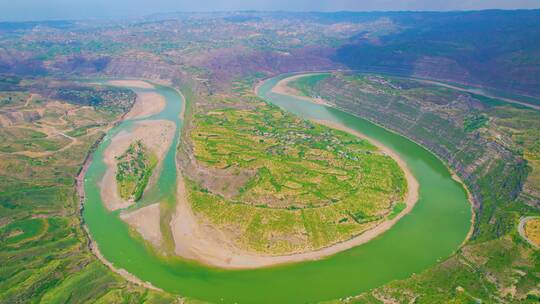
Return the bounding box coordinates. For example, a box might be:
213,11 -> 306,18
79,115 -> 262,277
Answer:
1,8 -> 539,23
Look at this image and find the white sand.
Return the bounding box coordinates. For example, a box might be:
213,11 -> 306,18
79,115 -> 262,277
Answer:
271,73 -> 331,106
125,92 -> 166,120
107,80 -> 155,89
120,203 -> 162,247
108,80 -> 166,120
100,119 -> 175,211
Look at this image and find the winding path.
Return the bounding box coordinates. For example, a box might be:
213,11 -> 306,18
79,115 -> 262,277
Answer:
518,216 -> 540,249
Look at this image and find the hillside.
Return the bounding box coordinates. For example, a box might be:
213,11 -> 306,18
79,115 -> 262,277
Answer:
0,9 -> 539,304
286,72 -> 540,301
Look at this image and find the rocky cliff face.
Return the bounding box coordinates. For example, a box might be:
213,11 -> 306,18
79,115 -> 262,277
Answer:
191,46 -> 338,86
308,74 -> 534,239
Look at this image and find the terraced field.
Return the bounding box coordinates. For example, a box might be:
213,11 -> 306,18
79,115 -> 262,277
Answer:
0,83 -> 175,302
290,73 -> 540,206
287,72 -> 540,302
189,104 -> 406,254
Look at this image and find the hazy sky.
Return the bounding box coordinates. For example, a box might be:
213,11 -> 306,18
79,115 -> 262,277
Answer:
1,0 -> 540,21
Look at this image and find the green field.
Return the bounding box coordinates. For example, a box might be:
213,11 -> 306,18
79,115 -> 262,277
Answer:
286,72 -> 540,302
189,103 -> 406,254
0,85 -> 176,303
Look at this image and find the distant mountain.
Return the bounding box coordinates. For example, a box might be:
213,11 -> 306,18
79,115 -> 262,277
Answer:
333,10 -> 540,97
0,20 -> 75,31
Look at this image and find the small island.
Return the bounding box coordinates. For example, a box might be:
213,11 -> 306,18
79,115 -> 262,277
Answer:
116,140 -> 157,202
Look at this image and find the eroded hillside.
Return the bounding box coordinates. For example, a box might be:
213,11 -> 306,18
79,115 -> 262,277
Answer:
286,72 -> 540,302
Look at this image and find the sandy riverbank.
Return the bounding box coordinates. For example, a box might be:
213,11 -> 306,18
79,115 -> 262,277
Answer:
272,73 -> 331,106
120,203 -> 162,247
518,216 -> 540,250
76,83 -> 164,292
108,80 -> 166,120
125,92 -> 166,120
79,151 -> 162,292
107,80 -> 155,89
100,119 -> 175,211
170,125 -> 418,268
168,84 -> 419,269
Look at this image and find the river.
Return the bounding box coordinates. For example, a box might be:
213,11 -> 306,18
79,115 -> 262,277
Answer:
83,75 -> 472,303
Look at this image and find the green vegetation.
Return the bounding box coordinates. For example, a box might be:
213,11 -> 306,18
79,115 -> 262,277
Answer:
289,74 -> 330,97
0,218 -> 47,246
463,113 -> 489,132
1,10 -> 539,302
0,85 -> 179,303
231,72 -> 267,96
294,72 -> 540,302
0,128 -> 62,153
488,106 -> 540,202
116,140 -> 157,201
54,85 -> 136,114
65,124 -> 100,137
387,202 -> 406,220
349,233 -> 540,303
189,103 -> 406,254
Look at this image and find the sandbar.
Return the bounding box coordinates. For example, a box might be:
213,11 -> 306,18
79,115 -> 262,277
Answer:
120,203 -> 162,247
100,119 -> 175,211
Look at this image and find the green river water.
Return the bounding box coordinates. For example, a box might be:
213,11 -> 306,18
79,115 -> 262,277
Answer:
83,75 -> 472,303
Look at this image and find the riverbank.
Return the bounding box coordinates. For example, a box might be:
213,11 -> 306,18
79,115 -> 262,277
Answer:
269,72 -> 477,246
125,92 -> 166,120
107,80 -> 155,89
100,119 -> 175,211
518,216 -> 540,249
166,81 -> 419,270
120,203 -> 163,247
77,79 -> 164,292
272,73 -> 331,106
82,75 -> 472,302
107,80 -> 166,120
